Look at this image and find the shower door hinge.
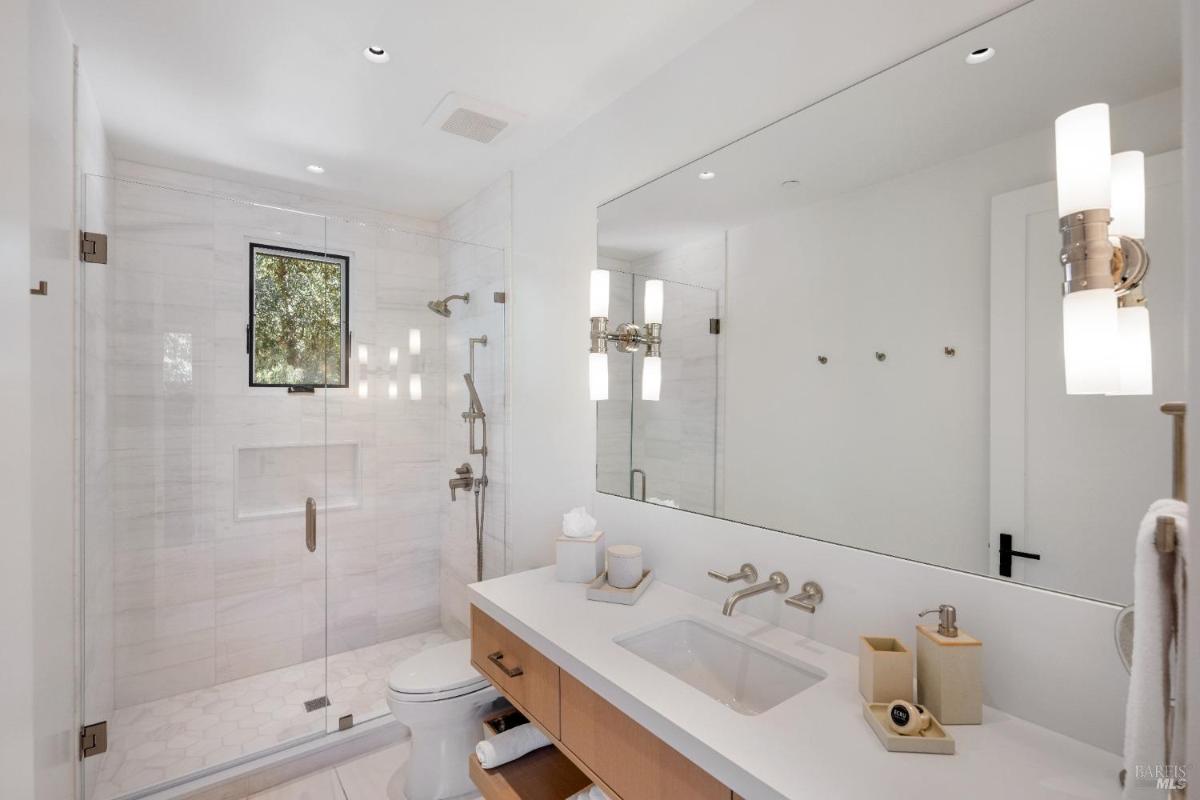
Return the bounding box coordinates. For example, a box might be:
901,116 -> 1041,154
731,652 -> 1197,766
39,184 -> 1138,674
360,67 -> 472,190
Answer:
80,231 -> 108,264
493,291 -> 506,304
709,318 -> 721,334
80,721 -> 108,759
338,714 -> 354,731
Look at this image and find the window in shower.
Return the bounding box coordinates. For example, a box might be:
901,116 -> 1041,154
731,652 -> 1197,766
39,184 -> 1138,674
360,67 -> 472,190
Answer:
248,243 -> 350,387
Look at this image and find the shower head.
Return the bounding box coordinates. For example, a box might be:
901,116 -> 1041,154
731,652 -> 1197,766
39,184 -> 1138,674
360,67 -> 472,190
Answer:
427,293 -> 469,317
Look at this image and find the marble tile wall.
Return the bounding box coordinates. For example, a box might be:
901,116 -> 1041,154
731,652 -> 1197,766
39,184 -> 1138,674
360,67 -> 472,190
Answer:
93,161 -> 483,708
436,174 -> 510,636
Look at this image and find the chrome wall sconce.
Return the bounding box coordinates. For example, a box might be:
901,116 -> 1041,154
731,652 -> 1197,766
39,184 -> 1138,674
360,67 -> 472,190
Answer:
1055,103 -> 1152,396
589,270 -> 664,401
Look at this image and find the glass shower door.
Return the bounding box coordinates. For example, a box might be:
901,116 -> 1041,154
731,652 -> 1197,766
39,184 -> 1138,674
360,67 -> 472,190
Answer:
79,173 -> 331,800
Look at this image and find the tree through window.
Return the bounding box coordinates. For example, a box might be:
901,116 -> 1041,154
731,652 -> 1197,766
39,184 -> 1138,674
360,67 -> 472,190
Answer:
248,244 -> 349,388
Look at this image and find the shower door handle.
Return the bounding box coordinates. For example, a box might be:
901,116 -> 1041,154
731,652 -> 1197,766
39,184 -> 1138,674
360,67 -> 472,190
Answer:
305,497 -> 317,553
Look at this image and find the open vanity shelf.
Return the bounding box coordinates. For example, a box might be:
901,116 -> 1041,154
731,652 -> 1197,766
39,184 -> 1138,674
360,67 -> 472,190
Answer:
469,745 -> 591,800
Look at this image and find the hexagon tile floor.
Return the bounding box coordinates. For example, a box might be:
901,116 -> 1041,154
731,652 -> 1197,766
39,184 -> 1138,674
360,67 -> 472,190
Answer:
89,628 -> 455,800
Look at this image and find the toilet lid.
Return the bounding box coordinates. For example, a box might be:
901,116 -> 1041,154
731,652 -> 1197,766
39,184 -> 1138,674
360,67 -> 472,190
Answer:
387,639 -> 488,696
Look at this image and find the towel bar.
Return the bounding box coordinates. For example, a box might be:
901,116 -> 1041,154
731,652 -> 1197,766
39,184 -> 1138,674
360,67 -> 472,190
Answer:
1155,402 -> 1186,554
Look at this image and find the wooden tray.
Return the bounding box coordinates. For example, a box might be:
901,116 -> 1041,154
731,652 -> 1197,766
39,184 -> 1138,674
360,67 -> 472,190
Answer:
586,569 -> 654,605
862,702 -> 955,754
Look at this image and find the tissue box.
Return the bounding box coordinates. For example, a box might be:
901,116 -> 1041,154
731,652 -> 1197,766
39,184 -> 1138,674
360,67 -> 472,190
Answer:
556,530 -> 605,582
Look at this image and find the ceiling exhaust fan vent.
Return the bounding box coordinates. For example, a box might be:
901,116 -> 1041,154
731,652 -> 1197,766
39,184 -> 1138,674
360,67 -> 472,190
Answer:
441,108 -> 508,144
425,92 -> 523,145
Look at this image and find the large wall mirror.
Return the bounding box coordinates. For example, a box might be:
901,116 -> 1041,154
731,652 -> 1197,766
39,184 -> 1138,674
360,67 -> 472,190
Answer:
594,0 -> 1182,605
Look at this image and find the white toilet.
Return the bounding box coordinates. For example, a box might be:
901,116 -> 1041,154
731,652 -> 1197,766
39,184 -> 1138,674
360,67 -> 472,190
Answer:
386,639 -> 503,800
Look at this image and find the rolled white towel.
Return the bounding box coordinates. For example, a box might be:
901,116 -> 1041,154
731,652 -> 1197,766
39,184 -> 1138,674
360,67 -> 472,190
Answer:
589,786 -> 614,800
474,723 -> 552,769
564,788 -> 592,800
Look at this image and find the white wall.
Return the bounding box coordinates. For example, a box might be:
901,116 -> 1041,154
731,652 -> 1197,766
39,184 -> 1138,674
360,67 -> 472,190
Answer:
507,0 -> 1145,753
1,0 -> 36,795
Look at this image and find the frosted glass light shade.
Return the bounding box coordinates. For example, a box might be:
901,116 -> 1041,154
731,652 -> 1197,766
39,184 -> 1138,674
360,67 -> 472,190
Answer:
387,380 -> 398,399
1062,288 -> 1119,395
1110,151 -> 1145,240
1113,305 -> 1153,396
357,344 -> 369,366
590,270 -> 610,318
1055,103 -> 1111,217
408,328 -> 421,356
357,378 -> 369,398
408,374 -> 422,401
589,352 -> 608,401
644,280 -> 664,325
388,347 -> 399,366
641,355 -> 661,402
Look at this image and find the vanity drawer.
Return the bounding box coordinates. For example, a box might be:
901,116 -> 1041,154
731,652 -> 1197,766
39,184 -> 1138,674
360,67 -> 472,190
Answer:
471,605 -> 561,737
559,672 -> 730,800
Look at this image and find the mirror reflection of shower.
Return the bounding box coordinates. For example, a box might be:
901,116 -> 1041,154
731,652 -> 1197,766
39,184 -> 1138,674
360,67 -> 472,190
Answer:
427,292 -> 469,317
438,286 -> 489,581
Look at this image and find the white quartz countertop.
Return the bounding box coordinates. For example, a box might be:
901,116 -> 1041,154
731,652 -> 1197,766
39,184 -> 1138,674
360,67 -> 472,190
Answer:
468,567 -> 1121,800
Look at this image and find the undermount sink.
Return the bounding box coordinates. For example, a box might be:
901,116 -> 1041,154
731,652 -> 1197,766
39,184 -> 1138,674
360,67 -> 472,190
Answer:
615,618 -> 825,715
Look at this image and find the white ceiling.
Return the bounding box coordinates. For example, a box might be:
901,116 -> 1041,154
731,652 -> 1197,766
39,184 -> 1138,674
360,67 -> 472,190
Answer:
59,0 -> 756,219
597,0 -> 1182,259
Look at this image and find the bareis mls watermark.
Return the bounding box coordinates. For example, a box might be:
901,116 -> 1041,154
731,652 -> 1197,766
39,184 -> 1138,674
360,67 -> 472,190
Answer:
1132,763 -> 1188,791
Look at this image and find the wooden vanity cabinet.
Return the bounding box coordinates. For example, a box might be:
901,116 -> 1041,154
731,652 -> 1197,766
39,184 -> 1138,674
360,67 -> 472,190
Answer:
469,604 -> 734,800
470,604 -> 562,738
559,672 -> 731,800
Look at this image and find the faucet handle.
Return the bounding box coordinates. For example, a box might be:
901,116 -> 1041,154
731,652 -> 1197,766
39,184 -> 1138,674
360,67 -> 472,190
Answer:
708,563 -> 758,583
455,463 -> 473,476
786,581 -> 824,613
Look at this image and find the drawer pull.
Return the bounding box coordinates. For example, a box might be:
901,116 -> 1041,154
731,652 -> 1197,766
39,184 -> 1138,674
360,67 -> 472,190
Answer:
487,650 -> 524,678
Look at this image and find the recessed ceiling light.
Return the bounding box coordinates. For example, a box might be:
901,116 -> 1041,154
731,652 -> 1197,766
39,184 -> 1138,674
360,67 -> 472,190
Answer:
698,171 -> 716,181
363,46 -> 390,64
965,46 -> 995,65
306,164 -> 325,174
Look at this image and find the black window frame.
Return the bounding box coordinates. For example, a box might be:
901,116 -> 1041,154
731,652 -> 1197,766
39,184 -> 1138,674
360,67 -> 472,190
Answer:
247,242 -> 351,390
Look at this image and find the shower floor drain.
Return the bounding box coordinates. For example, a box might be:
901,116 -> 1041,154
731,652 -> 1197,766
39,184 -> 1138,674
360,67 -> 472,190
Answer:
303,696 -> 331,712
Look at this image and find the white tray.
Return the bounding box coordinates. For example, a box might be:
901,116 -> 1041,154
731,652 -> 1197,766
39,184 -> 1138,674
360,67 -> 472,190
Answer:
586,570 -> 654,605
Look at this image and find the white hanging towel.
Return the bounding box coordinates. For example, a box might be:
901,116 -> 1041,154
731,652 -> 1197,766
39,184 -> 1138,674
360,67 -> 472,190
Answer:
1123,498 -> 1187,798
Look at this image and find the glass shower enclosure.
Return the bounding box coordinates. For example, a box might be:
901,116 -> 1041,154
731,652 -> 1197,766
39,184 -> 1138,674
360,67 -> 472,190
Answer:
79,172 -> 507,799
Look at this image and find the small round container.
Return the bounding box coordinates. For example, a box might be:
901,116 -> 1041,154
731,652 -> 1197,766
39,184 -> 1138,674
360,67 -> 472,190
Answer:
606,545 -> 644,589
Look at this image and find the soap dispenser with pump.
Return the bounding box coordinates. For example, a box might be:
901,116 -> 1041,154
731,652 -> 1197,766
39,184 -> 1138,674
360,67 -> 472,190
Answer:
915,604 -> 982,725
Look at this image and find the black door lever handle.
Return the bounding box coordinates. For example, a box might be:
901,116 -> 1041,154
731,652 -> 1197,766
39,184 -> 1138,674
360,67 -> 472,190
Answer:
998,532 -> 1040,577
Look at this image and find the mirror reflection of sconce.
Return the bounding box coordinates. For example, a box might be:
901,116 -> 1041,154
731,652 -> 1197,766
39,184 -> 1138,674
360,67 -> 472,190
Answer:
588,270 -> 664,402
1054,103 -> 1152,396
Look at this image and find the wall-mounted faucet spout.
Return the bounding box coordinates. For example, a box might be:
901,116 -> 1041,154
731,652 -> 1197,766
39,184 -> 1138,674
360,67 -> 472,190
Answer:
722,571 -> 789,616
